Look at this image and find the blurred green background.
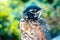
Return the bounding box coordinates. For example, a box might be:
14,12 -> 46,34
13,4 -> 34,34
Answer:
0,0 -> 60,40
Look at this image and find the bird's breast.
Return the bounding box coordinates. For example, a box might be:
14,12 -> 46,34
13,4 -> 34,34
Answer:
20,20 -> 46,40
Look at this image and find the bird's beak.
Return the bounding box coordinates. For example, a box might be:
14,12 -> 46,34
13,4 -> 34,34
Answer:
35,8 -> 45,15
36,9 -> 45,18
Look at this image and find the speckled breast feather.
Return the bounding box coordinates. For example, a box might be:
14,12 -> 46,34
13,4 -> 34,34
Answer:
20,18 -> 46,40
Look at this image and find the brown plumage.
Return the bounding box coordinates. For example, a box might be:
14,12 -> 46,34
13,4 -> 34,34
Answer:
20,5 -> 51,40
20,19 -> 46,40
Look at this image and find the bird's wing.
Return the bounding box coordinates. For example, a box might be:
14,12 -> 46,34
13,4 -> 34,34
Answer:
38,18 -> 51,40
38,18 -> 51,31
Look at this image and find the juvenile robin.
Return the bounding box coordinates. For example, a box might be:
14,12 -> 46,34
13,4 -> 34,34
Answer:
20,5 -> 51,40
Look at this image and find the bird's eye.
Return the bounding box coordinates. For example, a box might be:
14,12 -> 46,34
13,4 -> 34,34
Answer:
29,9 -> 33,13
29,9 -> 37,14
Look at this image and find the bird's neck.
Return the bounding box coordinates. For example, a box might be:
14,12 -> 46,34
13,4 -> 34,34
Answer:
27,18 -> 39,21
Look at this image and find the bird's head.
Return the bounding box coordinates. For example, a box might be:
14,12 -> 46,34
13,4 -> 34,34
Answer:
22,5 -> 44,20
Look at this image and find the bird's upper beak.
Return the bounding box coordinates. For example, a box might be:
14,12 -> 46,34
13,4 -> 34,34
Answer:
35,8 -> 45,15
34,9 -> 45,18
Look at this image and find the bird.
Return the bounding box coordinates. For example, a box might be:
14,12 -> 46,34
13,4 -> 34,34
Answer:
20,5 -> 51,40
